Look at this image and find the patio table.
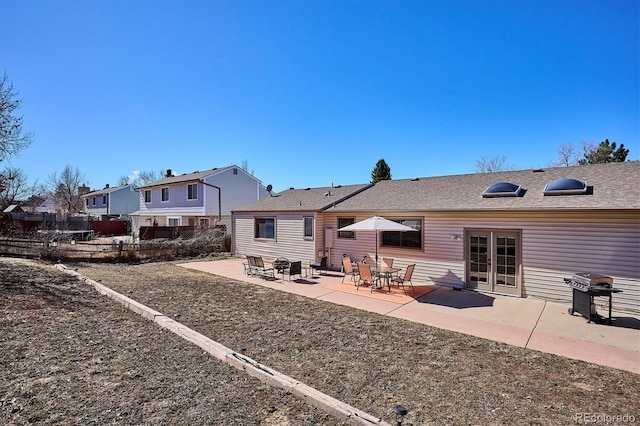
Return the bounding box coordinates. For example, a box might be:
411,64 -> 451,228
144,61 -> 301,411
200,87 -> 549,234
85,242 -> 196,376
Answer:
371,266 -> 401,291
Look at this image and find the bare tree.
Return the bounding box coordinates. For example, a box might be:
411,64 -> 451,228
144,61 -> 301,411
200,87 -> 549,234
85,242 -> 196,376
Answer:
241,160 -> 254,176
118,170 -> 164,186
475,155 -> 513,173
0,166 -> 38,210
549,143 -> 579,167
47,165 -> 86,217
1,72 -> 34,192
0,72 -> 33,162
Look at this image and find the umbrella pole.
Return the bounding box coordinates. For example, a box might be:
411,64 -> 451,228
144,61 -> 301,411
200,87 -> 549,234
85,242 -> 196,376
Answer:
375,232 -> 379,271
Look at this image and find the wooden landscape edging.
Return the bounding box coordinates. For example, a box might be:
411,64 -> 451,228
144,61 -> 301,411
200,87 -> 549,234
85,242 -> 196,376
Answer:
56,264 -> 390,426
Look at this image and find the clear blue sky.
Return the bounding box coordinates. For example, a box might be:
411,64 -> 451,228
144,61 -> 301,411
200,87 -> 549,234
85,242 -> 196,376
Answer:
1,0 -> 638,192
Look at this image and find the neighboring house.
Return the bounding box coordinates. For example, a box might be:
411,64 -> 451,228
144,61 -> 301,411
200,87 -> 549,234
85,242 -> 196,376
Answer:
232,183 -> 372,263
82,184 -> 140,219
130,165 -> 269,235
232,161 -> 640,314
34,196 -> 57,214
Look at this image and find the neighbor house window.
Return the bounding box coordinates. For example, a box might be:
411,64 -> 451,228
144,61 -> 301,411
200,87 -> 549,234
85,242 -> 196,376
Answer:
255,218 -> 275,239
304,217 -> 314,239
337,217 -> 355,239
102,195 -> 107,205
161,187 -> 169,202
168,217 -> 180,226
381,218 -> 422,249
187,184 -> 198,200
85,199 -> 89,206
92,197 -> 96,206
199,218 -> 209,227
144,190 -> 151,203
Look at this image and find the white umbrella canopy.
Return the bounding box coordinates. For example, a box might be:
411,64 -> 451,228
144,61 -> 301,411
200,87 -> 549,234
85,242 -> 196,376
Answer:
338,216 -> 418,269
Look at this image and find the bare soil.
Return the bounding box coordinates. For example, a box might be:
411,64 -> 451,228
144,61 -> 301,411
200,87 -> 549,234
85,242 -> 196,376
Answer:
1,257 -> 638,425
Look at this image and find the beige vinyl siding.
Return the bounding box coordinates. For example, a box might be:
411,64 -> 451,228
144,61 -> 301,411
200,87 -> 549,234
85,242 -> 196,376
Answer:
324,210 -> 639,314
232,213 -> 318,263
428,210 -> 639,313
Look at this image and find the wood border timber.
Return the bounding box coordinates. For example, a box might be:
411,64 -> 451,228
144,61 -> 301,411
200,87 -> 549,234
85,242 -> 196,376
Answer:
56,264 -> 390,426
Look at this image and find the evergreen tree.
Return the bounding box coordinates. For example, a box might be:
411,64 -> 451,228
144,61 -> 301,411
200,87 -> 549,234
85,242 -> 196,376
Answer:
371,159 -> 392,183
578,139 -> 629,164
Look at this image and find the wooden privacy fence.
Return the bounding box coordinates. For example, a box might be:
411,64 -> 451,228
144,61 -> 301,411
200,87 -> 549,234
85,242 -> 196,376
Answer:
0,237 -> 227,261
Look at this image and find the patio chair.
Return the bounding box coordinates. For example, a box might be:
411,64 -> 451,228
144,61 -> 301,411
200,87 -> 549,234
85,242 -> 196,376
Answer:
253,256 -> 275,279
282,261 -> 303,281
246,255 -> 258,276
310,256 -> 328,276
341,256 -> 359,283
356,263 -> 378,291
392,264 -> 416,294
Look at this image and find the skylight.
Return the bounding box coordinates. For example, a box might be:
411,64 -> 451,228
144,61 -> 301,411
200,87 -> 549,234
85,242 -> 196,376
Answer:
543,178 -> 587,196
482,181 -> 523,198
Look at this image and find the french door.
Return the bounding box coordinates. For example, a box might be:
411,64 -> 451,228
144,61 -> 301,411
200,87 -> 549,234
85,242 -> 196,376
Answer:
466,230 -> 521,297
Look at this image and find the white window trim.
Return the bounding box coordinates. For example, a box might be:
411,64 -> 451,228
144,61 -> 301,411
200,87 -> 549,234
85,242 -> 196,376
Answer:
187,183 -> 198,201
161,187 -> 170,202
303,216 -> 314,240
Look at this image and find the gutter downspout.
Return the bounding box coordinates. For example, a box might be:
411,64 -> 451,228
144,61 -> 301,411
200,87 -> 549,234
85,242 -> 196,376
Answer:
200,180 -> 222,226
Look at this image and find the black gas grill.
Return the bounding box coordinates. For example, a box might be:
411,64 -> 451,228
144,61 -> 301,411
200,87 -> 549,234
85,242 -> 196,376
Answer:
564,272 -> 622,324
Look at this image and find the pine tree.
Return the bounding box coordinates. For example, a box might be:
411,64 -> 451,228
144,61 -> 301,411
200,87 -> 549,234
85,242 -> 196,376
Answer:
371,159 -> 392,183
578,139 -> 629,164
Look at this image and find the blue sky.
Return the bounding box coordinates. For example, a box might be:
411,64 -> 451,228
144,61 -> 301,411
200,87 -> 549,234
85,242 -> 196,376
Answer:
1,0 -> 638,192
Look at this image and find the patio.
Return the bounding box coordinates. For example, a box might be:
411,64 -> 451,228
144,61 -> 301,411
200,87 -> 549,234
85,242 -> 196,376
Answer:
178,257 -> 640,374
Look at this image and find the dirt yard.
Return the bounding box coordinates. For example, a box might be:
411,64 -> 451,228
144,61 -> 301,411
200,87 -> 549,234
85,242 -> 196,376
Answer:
1,257 -> 638,425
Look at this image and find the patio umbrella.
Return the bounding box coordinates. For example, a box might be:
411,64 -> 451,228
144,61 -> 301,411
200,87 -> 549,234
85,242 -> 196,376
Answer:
337,216 -> 418,270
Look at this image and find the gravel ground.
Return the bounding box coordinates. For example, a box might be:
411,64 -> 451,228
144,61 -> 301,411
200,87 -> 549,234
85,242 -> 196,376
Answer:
1,257 -> 639,425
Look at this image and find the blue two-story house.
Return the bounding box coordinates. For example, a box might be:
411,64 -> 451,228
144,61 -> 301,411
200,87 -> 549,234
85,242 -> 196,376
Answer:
130,165 -> 269,236
83,184 -> 140,219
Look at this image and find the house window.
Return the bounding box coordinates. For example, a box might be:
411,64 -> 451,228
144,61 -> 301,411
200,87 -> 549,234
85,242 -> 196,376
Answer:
304,217 -> 314,239
102,195 -> 107,205
85,199 -> 89,206
168,217 -> 180,226
199,218 -> 209,227
255,218 -> 275,239
338,217 -> 355,239
381,218 -> 422,249
92,197 -> 96,206
161,187 -> 169,202
187,184 -> 198,200
144,190 -> 151,203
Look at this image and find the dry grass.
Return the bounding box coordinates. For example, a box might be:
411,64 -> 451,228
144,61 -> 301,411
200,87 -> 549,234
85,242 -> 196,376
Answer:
2,257 -> 639,425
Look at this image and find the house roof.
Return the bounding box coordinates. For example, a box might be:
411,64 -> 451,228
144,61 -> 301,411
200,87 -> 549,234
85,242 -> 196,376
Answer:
84,184 -> 133,197
234,183 -> 373,212
138,166 -> 244,188
3,204 -> 23,213
328,161 -> 640,212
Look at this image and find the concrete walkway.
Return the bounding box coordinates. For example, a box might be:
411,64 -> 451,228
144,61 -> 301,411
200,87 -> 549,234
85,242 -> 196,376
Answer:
178,258 -> 640,374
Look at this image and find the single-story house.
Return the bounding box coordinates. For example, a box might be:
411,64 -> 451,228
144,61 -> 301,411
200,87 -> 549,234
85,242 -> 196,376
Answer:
232,161 -> 639,314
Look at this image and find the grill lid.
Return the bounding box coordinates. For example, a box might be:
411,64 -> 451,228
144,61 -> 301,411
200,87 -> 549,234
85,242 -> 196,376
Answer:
571,272 -> 613,287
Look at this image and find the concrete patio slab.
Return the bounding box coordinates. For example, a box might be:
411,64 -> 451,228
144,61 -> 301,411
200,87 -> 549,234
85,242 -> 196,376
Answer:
177,258 -> 640,374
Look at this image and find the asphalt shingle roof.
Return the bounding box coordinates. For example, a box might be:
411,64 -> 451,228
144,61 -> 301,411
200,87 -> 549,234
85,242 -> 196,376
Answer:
138,166 -> 235,188
329,161 -> 640,212
234,183 -> 372,212
84,184 -> 132,197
